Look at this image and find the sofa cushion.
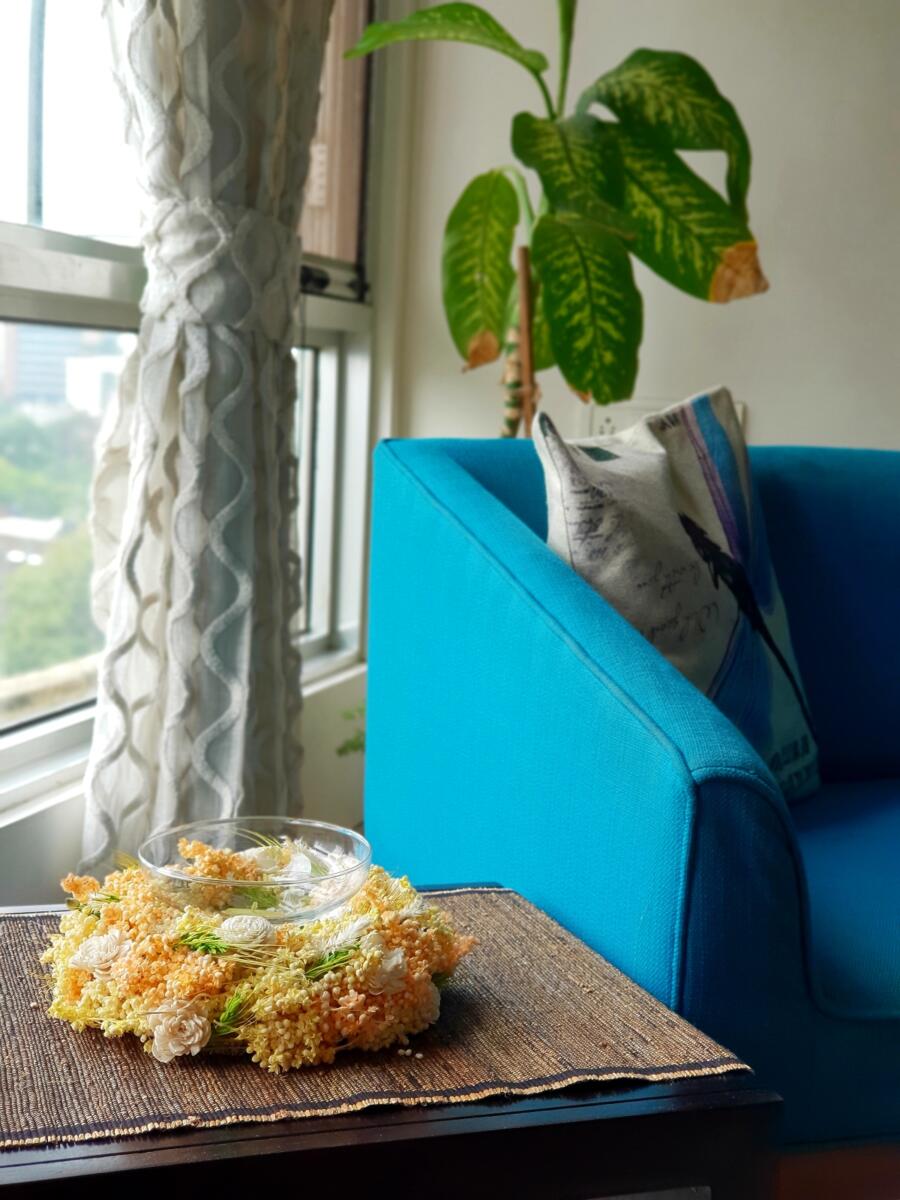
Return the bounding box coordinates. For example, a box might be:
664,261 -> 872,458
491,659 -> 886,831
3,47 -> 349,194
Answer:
794,777 -> 900,1019
533,388 -> 819,801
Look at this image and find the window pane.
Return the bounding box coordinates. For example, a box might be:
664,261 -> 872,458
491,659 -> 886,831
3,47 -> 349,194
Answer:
0,4 -> 31,228
294,342 -> 343,650
0,321 -> 136,731
41,0 -> 142,243
0,1 -> 141,244
299,0 -> 370,265
294,346 -> 317,635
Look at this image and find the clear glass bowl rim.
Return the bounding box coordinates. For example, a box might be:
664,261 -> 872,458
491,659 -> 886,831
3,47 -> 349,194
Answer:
137,816 -> 372,888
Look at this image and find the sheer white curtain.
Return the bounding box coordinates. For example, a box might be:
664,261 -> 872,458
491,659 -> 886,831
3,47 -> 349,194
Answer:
83,0 -> 334,869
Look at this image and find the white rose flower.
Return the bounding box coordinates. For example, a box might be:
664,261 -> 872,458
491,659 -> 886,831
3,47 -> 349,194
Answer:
311,862 -> 369,909
69,928 -> 132,978
360,929 -> 385,955
219,915 -> 276,946
325,850 -> 363,878
237,845 -> 284,873
147,998 -> 211,1064
422,980 -> 441,1024
283,847 -> 314,879
368,944 -> 408,996
281,885 -> 313,913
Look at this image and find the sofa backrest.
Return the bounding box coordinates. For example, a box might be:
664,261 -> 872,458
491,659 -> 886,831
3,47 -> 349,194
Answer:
406,438 -> 899,785
751,445 -> 900,782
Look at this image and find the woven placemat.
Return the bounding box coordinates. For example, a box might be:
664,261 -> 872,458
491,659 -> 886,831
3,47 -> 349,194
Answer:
0,887 -> 746,1148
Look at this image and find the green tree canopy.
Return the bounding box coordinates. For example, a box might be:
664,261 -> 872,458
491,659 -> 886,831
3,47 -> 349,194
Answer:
0,525 -> 100,676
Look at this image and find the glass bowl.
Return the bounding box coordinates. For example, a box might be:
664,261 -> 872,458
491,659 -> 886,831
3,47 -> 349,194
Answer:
138,816 -> 371,924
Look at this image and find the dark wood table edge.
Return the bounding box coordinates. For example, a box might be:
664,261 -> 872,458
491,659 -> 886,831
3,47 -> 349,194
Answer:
0,1075 -> 780,1184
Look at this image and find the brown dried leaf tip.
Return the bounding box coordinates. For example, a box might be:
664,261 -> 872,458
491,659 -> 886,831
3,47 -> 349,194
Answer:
710,241 -> 769,303
464,330 -> 501,370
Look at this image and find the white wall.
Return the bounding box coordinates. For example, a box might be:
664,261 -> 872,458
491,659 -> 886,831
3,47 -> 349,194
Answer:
395,0 -> 900,447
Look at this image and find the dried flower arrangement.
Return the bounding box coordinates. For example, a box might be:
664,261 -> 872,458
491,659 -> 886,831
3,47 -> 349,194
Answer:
42,842 -> 475,1072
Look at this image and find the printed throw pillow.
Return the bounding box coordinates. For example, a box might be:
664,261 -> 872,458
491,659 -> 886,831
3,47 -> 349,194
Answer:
533,388 -> 819,801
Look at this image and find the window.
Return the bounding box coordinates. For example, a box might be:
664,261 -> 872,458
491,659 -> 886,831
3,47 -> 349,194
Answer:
0,0 -> 375,811
0,322 -> 136,732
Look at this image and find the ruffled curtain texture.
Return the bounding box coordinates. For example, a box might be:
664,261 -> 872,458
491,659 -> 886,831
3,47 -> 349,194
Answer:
83,0 -> 334,869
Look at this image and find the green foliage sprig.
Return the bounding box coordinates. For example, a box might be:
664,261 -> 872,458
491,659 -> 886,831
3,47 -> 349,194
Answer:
178,928 -> 232,956
337,706 -> 366,758
348,2 -> 768,425
212,987 -> 254,1039
232,885 -> 281,910
305,947 -> 357,981
66,892 -> 121,918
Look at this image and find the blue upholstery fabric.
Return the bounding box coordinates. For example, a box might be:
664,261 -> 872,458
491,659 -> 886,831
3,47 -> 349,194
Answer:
364,438 -> 900,1147
794,778 -> 900,1019
752,447 -> 900,782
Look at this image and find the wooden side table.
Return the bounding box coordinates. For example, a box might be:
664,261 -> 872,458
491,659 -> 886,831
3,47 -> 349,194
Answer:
0,894 -> 780,1197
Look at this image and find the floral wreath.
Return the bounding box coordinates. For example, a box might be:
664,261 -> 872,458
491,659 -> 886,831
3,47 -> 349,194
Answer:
43,838 -> 474,1072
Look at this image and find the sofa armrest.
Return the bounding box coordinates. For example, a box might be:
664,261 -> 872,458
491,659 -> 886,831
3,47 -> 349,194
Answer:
365,440 -> 801,1010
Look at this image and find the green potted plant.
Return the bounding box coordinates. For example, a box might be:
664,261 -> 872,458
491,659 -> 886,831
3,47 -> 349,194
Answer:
348,1 -> 768,434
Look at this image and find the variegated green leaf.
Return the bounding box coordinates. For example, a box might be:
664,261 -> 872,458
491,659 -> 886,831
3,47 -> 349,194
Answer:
578,48 -> 752,219
532,214 -> 642,404
615,127 -> 767,302
345,3 -> 548,75
511,112 -> 634,237
531,283 -> 554,373
442,171 -> 518,368
503,276 -> 555,372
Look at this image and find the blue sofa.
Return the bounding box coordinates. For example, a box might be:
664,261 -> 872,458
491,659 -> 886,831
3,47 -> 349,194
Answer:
364,436 -> 900,1147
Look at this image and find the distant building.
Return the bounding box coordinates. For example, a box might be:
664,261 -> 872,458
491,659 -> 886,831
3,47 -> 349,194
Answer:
0,324 -> 128,418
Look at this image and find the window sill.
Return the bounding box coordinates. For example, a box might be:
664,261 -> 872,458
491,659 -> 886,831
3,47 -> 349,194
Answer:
0,647 -> 366,828
0,778 -> 84,835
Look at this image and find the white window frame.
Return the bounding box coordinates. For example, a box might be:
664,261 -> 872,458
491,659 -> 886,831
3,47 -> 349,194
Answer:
300,308 -> 374,675
0,228 -> 373,818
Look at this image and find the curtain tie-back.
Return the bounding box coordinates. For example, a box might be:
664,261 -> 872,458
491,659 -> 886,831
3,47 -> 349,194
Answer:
141,197 -> 302,344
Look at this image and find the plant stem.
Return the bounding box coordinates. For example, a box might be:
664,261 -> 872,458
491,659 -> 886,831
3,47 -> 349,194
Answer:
532,70 -> 556,119
515,246 -> 537,438
502,167 -> 535,240
555,0 -> 577,116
